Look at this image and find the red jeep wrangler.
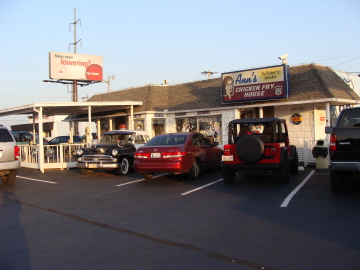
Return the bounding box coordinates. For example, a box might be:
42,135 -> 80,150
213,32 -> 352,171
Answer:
221,117 -> 298,183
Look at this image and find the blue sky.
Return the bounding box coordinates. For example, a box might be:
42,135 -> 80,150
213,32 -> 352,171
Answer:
1,0 -> 359,128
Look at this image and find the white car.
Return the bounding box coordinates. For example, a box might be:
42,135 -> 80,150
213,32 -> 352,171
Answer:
0,125 -> 20,185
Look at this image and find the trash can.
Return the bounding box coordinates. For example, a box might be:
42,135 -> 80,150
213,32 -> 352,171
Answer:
312,140 -> 329,169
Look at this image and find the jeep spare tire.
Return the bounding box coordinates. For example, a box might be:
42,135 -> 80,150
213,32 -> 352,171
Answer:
236,135 -> 264,164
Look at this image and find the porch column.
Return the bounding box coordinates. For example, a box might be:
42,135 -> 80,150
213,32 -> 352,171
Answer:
97,119 -> 101,137
35,106 -> 44,173
109,117 -> 113,130
69,114 -> 74,143
259,107 -> 263,118
87,106 -> 92,145
129,105 -> 134,130
32,114 -> 36,144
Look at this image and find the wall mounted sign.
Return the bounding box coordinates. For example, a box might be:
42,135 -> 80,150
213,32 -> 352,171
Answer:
291,113 -> 302,125
221,64 -> 290,103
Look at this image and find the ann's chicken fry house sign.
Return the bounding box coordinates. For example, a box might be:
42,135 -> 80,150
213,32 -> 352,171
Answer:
221,64 -> 290,103
49,52 -> 103,81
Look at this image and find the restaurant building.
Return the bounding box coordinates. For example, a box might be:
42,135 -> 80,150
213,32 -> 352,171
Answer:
84,63 -> 360,164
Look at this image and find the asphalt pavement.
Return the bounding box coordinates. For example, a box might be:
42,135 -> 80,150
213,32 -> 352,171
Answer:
1,166 -> 360,270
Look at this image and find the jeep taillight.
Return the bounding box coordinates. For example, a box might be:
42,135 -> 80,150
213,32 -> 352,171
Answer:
14,146 -> 20,160
223,149 -> 231,156
270,148 -> 277,155
264,147 -> 277,156
330,134 -> 337,151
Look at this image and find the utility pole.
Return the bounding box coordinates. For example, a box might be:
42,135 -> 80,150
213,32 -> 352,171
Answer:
69,7 -> 82,136
104,75 -> 116,92
201,70 -> 217,79
69,7 -> 82,102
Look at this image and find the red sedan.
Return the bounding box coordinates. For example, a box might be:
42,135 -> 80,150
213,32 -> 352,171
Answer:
134,132 -> 222,180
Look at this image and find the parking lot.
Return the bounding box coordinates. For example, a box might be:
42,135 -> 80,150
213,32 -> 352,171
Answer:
1,166 -> 360,270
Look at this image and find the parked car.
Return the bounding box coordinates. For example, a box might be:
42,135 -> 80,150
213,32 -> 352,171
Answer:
221,117 -> 298,183
325,107 -> 360,191
35,134 -> 49,144
76,130 -> 150,175
10,131 -> 34,145
47,135 -> 83,145
134,132 -> 222,180
0,125 -> 20,185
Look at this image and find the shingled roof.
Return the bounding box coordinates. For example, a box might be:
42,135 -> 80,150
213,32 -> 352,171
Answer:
88,64 -> 360,112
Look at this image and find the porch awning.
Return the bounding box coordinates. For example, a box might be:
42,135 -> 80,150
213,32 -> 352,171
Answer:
0,101 -> 142,173
11,122 -> 54,132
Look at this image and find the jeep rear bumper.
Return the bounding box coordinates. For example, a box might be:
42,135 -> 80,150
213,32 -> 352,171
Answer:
222,163 -> 281,171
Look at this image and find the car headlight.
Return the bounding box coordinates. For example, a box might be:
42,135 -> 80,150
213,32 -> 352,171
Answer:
76,149 -> 84,156
112,149 -> 118,156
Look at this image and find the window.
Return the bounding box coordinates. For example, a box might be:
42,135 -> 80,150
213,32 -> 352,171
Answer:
0,130 -> 15,142
192,135 -> 205,147
152,118 -> 165,137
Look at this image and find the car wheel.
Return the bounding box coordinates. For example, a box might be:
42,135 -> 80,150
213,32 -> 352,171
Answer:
291,149 -> 299,174
236,135 -> 264,164
81,168 -> 94,175
142,173 -> 154,180
187,159 -> 200,180
1,170 -> 16,185
116,157 -> 130,175
222,169 -> 236,183
278,154 -> 290,183
330,170 -> 343,192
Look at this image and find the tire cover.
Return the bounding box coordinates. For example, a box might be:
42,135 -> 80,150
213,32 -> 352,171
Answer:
236,135 -> 264,164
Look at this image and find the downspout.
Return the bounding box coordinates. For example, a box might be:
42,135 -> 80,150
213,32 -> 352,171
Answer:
325,102 -> 330,143
34,106 -> 44,173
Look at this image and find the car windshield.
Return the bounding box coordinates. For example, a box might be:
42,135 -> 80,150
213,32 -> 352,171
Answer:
145,134 -> 187,146
100,134 -> 134,143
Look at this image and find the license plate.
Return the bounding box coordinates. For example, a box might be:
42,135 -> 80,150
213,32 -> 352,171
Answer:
222,155 -> 233,161
88,164 -> 98,168
151,153 -> 161,158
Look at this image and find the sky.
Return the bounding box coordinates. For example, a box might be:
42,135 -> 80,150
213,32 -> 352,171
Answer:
1,0 -> 359,128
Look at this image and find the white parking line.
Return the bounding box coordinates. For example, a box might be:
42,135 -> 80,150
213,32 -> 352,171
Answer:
17,176 -> 57,184
181,179 -> 223,196
280,170 -> 315,207
116,174 -> 168,187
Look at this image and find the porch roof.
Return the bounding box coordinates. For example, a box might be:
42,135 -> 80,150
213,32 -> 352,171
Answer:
0,101 -> 142,117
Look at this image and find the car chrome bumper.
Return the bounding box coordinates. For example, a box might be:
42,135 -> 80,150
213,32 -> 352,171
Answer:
77,162 -> 118,169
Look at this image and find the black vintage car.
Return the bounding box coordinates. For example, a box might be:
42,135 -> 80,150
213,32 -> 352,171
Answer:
76,130 -> 150,176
